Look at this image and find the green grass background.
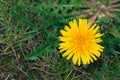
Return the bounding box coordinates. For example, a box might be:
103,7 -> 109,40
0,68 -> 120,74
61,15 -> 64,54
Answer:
0,0 -> 120,80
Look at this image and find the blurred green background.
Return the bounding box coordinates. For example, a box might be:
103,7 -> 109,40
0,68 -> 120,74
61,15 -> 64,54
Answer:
0,0 -> 120,80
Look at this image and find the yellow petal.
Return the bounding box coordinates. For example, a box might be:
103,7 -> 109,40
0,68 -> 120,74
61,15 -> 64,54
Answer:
64,25 -> 70,31
91,26 -> 100,35
79,19 -> 88,31
59,48 -> 67,52
66,52 -> 74,60
78,57 -> 81,66
93,51 -> 101,57
69,20 -> 78,30
62,50 -> 71,57
72,53 -> 78,65
94,33 -> 104,38
60,30 -> 70,36
59,37 -> 70,42
95,38 -> 103,43
89,24 -> 96,30
89,48 -> 101,57
81,54 -> 87,64
85,53 -> 92,64
90,54 -> 97,60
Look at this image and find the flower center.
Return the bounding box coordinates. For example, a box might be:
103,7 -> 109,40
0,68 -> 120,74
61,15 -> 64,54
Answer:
72,33 -> 93,50
77,36 -> 87,45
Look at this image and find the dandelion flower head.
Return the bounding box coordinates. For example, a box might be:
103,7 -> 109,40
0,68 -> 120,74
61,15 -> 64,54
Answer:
59,19 -> 104,66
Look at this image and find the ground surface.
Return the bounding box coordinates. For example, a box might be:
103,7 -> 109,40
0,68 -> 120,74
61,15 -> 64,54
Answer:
0,0 -> 120,80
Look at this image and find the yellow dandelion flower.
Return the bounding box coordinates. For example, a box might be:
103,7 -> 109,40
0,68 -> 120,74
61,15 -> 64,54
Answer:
59,19 -> 104,66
